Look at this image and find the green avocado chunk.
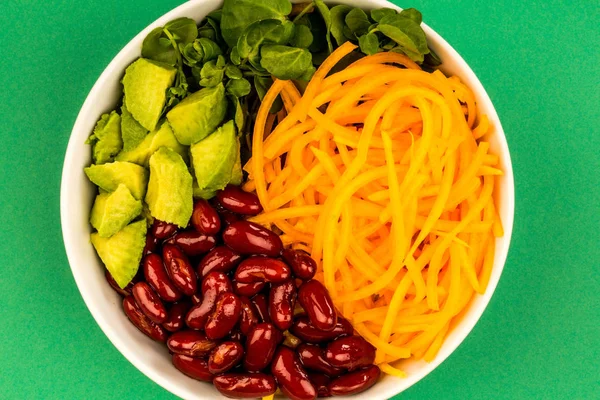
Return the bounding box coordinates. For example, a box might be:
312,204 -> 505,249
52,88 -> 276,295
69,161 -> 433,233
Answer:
167,83 -> 227,145
145,147 -> 193,227
190,120 -> 237,193
121,102 -> 148,151
116,120 -> 188,166
84,161 -> 148,200
90,184 -> 142,238
122,58 -> 177,132
86,111 -> 123,164
91,220 -> 147,289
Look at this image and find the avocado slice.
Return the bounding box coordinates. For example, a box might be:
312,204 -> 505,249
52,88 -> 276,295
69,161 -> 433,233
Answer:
116,121 -> 188,166
91,220 -> 147,289
167,83 -> 227,145
86,111 -> 123,164
192,180 -> 217,200
84,161 -> 148,200
90,184 -> 142,237
121,101 -> 148,151
145,147 -> 193,227
190,120 -> 237,193
122,58 -> 177,132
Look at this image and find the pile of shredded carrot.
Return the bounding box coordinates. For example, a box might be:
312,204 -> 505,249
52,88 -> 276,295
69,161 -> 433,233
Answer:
244,42 -> 504,376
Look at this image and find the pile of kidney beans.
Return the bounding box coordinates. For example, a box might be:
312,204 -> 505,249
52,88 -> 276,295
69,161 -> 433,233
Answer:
105,185 -> 381,399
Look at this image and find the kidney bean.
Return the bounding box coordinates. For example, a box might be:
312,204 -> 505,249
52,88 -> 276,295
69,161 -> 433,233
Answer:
186,272 -> 232,330
132,282 -> 168,324
162,301 -> 191,332
167,330 -> 218,357
191,292 -> 202,304
269,280 -> 297,331
122,296 -> 166,342
151,220 -> 178,239
233,281 -> 266,297
325,336 -> 376,370
172,354 -> 214,382
208,341 -> 244,374
213,373 -> 277,398
191,199 -> 221,235
235,257 -> 291,284
223,221 -> 282,257
105,270 -> 132,296
239,297 -> 259,335
216,185 -> 263,215
298,344 -> 344,377
143,233 -> 160,256
308,373 -> 332,398
282,249 -> 317,281
328,365 -> 381,396
282,330 -> 303,349
170,231 -> 216,257
297,280 -> 337,332
290,316 -> 353,343
271,346 -> 317,400
205,293 -> 242,339
228,329 -> 244,342
251,294 -> 270,323
162,244 -> 197,296
243,323 -> 282,372
198,246 -> 242,277
219,209 -> 240,227
143,254 -> 183,302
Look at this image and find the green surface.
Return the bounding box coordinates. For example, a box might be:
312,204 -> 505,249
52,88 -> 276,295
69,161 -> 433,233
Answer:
0,0 -> 598,399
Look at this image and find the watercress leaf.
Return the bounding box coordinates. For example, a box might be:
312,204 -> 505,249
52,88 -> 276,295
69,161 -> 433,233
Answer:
230,47 -> 242,65
216,55 -> 227,68
381,38 -> 397,50
424,49 -> 442,67
226,78 -> 252,97
379,14 -> 428,54
221,0 -> 292,47
199,59 -> 225,87
182,42 -> 204,66
291,24 -> 313,48
228,94 -> 245,132
342,25 -> 355,41
371,8 -> 396,23
390,45 -> 424,63
399,8 -> 422,24
141,27 -> 178,65
345,8 -> 371,38
330,5 -> 353,46
237,19 -> 291,60
297,64 -> 316,81
314,0 -> 333,53
225,64 -> 243,79
260,45 -> 312,80
164,17 -> 198,46
358,32 -> 380,55
254,75 -> 272,101
197,38 -> 222,63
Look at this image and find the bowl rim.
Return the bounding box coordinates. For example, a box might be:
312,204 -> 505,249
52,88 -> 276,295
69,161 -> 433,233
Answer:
61,0 -> 514,399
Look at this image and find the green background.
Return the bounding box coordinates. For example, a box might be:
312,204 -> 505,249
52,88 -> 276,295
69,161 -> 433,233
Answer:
1,0 -> 598,398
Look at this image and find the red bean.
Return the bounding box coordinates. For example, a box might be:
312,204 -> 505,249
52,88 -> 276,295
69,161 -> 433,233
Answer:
235,257 -> 291,284
151,220 -> 178,239
162,244 -> 197,296
269,280 -> 297,331
271,346 -> 317,400
205,293 -> 242,339
223,221 -> 282,257
186,272 -> 232,330
282,249 -> 317,281
132,282 -> 168,324
208,341 -> 244,374
162,301 -> 191,332
228,329 -> 244,342
122,296 -> 166,342
297,280 -> 337,332
219,209 -> 240,227
251,294 -> 270,323
244,323 -> 282,372
105,270 -> 132,296
191,199 -> 221,235
233,281 -> 266,297
328,365 -> 381,396
290,316 -> 353,343
239,297 -> 259,335
213,373 -> 277,398
167,330 -> 218,357
143,233 -> 159,256
297,344 -> 344,377
143,254 -> 183,302
172,354 -> 214,382
308,373 -> 332,398
170,231 -> 216,257
198,246 -> 242,277
325,336 -> 376,370
191,292 -> 202,304
216,185 -> 263,215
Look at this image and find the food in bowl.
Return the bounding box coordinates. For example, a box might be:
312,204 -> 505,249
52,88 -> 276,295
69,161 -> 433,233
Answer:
79,0 -> 505,398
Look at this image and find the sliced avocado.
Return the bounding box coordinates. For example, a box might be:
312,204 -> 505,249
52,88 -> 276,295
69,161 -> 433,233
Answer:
192,179 -> 217,199
150,121 -> 189,163
91,220 -> 147,289
121,101 -> 148,151
86,111 -> 123,164
116,121 -> 188,166
145,147 -> 193,227
122,58 -> 177,131
190,120 -> 237,192
167,83 -> 227,145
84,161 -> 148,200
229,138 -> 243,186
90,184 -> 142,237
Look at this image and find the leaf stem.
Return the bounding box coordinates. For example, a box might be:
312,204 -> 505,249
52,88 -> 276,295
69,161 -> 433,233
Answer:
293,3 -> 315,23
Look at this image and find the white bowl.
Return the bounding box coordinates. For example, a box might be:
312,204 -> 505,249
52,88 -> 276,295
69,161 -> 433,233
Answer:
61,0 -> 514,398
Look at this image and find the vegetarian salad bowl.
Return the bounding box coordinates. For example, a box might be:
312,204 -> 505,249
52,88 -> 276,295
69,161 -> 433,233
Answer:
61,0 -> 514,398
